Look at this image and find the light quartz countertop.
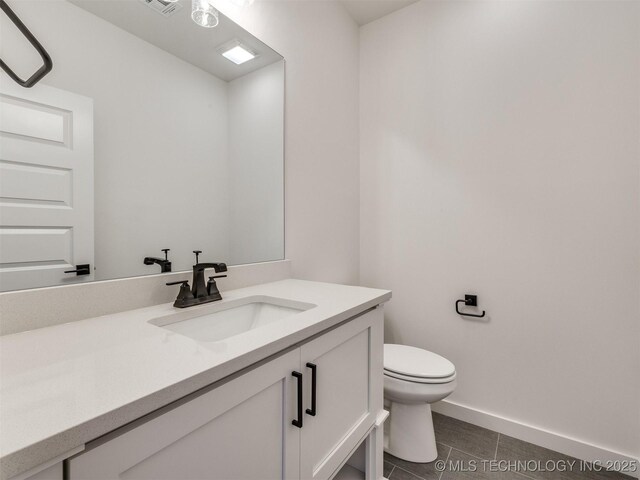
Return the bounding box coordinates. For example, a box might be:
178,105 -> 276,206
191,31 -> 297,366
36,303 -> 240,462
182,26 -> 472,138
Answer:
0,279 -> 390,480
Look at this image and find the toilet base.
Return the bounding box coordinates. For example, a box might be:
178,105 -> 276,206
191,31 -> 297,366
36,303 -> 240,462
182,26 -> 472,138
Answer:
385,401 -> 438,463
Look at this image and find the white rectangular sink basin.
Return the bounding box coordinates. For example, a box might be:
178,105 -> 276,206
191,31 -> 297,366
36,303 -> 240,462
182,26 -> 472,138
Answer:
149,295 -> 316,342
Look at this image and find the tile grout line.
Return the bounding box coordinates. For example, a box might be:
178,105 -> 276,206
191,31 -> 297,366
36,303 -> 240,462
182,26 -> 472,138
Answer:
447,446 -> 488,462
490,433 -> 536,479
435,442 -> 487,462
438,446 -> 452,480
445,445 -> 539,480
436,442 -> 455,452
516,471 -> 538,480
387,464 -> 396,479
393,465 -> 427,480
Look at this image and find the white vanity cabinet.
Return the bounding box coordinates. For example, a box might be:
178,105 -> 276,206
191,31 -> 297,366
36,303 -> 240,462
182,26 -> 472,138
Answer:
66,307 -> 384,480
299,309 -> 383,480
68,349 -> 301,480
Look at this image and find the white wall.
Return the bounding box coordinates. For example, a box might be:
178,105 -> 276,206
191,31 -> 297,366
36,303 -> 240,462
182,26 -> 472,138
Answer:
360,0 -> 639,460
216,0 -> 361,284
1,0 -> 231,279
228,60 -> 285,265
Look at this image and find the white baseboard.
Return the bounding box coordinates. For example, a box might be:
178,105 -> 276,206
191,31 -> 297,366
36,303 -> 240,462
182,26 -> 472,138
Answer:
431,400 -> 639,479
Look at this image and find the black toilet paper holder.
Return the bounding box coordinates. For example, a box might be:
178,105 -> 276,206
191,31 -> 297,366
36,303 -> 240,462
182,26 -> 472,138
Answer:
455,294 -> 486,318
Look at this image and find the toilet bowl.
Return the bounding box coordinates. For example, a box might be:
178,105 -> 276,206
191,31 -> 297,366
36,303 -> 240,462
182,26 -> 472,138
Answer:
383,344 -> 457,463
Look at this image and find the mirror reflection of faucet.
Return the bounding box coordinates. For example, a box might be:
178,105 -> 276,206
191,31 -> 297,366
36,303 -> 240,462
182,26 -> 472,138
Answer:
165,250 -> 227,308
144,249 -> 172,273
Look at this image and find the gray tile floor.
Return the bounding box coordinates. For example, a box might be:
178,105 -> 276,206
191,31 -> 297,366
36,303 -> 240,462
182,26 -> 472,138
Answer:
384,413 -> 635,480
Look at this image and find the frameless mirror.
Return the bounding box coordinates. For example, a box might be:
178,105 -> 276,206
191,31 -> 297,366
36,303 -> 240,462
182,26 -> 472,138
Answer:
0,0 -> 284,292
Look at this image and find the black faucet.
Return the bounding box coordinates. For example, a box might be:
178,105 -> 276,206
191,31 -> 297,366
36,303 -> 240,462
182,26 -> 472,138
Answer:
144,249 -> 172,273
166,251 -> 227,308
192,262 -> 227,299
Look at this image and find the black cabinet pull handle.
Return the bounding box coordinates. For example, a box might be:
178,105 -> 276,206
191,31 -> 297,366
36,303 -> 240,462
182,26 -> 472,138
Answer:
292,371 -> 303,428
64,264 -> 90,276
305,363 -> 317,416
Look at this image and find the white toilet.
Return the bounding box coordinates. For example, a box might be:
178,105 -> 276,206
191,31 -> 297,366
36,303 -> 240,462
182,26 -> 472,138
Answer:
383,344 -> 457,463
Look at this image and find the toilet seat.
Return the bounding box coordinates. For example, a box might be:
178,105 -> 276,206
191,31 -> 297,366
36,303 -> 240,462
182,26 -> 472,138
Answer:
384,369 -> 456,384
384,344 -> 456,383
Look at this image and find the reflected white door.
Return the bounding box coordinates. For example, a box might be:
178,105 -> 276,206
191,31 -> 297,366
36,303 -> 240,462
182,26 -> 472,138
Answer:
0,81 -> 94,291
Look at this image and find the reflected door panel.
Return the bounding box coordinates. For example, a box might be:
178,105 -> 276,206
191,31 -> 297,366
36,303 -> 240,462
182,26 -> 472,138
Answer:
0,82 -> 94,291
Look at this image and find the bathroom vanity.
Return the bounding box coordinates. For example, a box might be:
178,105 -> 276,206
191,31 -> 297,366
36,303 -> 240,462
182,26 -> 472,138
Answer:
0,280 -> 391,480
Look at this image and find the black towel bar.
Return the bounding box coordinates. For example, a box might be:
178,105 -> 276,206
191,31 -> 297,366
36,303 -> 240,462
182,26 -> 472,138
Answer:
0,0 -> 53,88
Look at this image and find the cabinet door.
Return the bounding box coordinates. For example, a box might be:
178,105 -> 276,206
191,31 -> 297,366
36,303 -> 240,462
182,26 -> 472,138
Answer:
299,308 -> 384,480
68,349 -> 301,480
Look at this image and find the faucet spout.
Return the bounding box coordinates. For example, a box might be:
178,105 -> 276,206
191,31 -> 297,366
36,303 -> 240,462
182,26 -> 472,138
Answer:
143,257 -> 172,273
192,262 -> 227,298
143,249 -> 172,273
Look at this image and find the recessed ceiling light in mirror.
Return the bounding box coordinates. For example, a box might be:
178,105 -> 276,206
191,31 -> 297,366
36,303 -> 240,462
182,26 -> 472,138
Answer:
220,43 -> 256,64
192,0 -> 219,27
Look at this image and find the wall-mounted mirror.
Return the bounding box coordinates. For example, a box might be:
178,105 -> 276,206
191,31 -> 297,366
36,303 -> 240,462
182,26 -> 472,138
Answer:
0,0 -> 284,292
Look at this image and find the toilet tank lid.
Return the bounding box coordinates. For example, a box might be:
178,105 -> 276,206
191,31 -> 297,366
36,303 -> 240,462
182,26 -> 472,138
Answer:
384,344 -> 455,379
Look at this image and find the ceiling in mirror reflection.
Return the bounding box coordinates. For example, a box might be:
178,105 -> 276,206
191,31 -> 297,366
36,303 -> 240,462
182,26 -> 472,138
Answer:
69,0 -> 283,81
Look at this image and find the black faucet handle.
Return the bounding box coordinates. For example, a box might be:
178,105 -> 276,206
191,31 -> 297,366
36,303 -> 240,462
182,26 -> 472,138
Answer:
167,280 -> 194,304
161,249 -> 170,260
206,275 -> 226,297
193,250 -> 202,263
